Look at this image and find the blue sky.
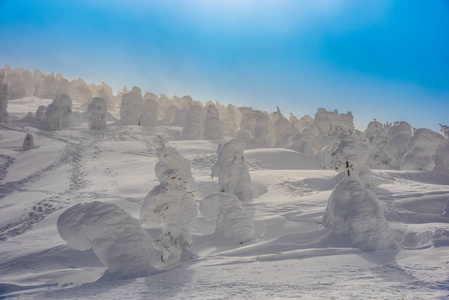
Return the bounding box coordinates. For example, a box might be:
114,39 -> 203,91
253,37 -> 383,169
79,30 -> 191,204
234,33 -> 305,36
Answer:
1,0 -> 448,131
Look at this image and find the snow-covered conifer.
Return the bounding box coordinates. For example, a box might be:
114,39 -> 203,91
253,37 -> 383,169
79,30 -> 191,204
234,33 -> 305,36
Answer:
200,192 -> 255,244
87,97 -> 108,130
322,177 -> 396,251
323,132 -> 395,251
120,86 -> 143,125
44,98 -> 63,130
35,105 -> 46,123
385,121 -> 412,168
364,120 -> 389,169
22,133 -> 35,150
212,139 -> 253,201
401,128 -> 446,171
222,104 -> 239,137
272,107 -> 298,148
203,104 -> 224,140
246,111 -> 273,149
182,103 -> 204,140
236,129 -> 252,143
440,124 -> 449,139
0,71 -> 9,123
58,93 -> 73,128
140,135 -> 198,265
57,201 -> 156,279
140,98 -> 159,126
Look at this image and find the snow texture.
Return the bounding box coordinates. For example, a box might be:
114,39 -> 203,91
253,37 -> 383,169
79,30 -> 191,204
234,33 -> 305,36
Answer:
22,133 -> 35,150
120,86 -> 143,125
212,139 -> 253,201
57,201 -> 156,279
87,97 -> 108,130
323,177 -> 396,251
200,192 -> 255,244
203,104 -> 224,140
182,103 -> 204,140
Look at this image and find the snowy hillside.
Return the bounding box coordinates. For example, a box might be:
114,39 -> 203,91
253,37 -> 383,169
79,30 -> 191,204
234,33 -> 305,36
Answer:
0,95 -> 448,299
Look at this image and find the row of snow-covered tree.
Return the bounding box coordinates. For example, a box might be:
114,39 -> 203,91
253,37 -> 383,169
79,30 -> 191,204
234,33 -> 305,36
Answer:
1,65 -> 448,175
58,136 -> 255,278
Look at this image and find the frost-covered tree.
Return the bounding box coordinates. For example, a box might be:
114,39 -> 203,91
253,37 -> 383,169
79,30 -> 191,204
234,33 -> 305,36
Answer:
385,121 -> 412,169
401,128 -> 446,171
323,133 -> 396,251
212,139 -> 253,201
182,103 -> 204,140
58,201 -> 157,279
22,133 -> 35,150
140,98 -> 159,126
5,72 -> 27,100
140,135 -> 198,265
0,71 -> 9,123
200,192 -> 255,244
364,119 -> 389,169
161,105 -> 178,126
87,97 -> 108,130
440,124 -> 449,139
246,111 -> 273,149
222,104 -> 239,138
59,93 -> 73,128
272,107 -> 298,148
44,98 -> 63,130
120,86 -> 143,125
236,129 -> 252,143
203,104 -> 224,140
290,126 -> 320,154
289,113 -> 313,132
35,105 -> 46,123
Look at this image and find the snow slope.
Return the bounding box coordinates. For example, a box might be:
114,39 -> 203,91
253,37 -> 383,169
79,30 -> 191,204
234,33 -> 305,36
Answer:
1,97 -> 449,299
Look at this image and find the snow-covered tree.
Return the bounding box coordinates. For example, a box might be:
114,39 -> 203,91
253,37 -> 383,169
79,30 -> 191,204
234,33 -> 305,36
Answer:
120,86 -> 143,125
35,105 -> 46,123
59,93 -> 73,128
440,124 -> 449,139
222,104 -> 239,138
323,132 -> 396,251
385,121 -> 412,169
58,201 -> 157,279
43,94 -> 73,130
272,107 -> 298,148
87,97 -> 108,130
140,135 -> 198,265
182,103 -> 204,140
200,192 -> 255,244
22,133 -> 35,150
0,71 -> 9,123
364,119 -> 389,169
401,128 -> 446,171
322,176 -> 396,251
203,104 -> 224,140
246,111 -> 273,149
5,72 -> 27,100
212,139 -> 253,201
140,98 -> 159,126
161,105 -> 178,126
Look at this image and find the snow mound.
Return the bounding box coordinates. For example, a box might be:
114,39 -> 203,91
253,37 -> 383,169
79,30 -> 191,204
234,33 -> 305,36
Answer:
323,177 -> 396,251
22,133 -> 35,150
57,201 -> 156,279
200,192 -> 255,244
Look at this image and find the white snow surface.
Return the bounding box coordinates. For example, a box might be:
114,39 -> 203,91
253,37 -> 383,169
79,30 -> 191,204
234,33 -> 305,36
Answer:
0,97 -> 449,299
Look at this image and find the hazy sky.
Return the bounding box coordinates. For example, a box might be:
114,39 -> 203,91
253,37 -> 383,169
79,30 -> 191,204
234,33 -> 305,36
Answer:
1,0 -> 448,131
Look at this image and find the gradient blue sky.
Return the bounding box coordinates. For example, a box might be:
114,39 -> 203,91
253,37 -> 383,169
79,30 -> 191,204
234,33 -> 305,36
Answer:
1,0 -> 448,131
